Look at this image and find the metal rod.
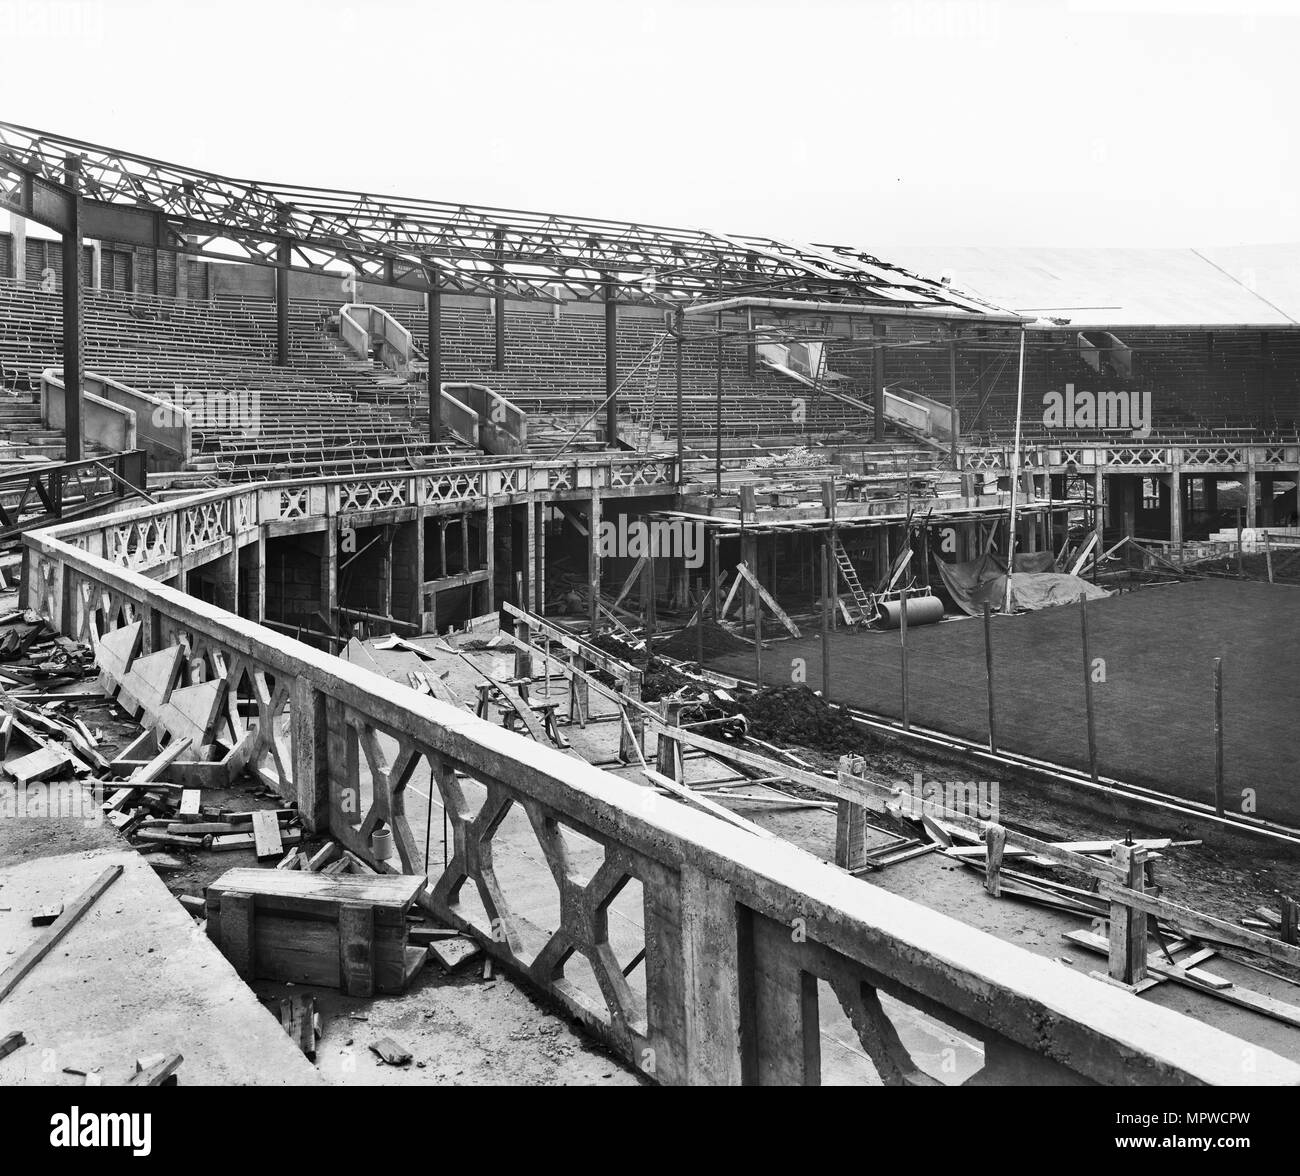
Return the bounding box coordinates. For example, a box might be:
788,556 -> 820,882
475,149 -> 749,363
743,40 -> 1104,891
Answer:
899,585 -> 910,730
1003,326 -> 1027,613
1080,592 -> 1099,783
983,603 -> 998,752
1213,657 -> 1225,817
821,539 -> 831,701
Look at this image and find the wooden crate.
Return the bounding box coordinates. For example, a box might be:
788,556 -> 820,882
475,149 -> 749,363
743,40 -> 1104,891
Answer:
205,868 -> 427,996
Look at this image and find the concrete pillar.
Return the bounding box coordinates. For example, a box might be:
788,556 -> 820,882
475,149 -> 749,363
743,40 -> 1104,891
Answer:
588,486 -> 601,631
90,241 -> 102,291
525,497 -> 538,612
10,214 -> 26,285
484,502 -> 495,613
1169,448 -> 1183,549
1246,448 -> 1258,528
253,532 -> 266,623
214,544 -> 238,613
1260,474 -> 1275,526
1093,467 -> 1105,548
534,501 -> 546,613
321,518 -> 338,631
1204,477 -> 1218,514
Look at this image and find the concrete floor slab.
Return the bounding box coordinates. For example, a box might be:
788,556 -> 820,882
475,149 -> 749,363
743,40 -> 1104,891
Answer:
0,848 -> 321,1086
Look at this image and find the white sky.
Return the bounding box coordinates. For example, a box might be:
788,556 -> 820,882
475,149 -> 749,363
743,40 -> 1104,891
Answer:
1,0 -> 1296,250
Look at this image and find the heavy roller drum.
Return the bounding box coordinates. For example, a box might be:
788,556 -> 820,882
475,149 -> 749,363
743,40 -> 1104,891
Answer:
876,594 -> 945,629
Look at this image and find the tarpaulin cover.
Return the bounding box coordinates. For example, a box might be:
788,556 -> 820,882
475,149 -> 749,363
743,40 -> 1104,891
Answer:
935,552 -> 1111,615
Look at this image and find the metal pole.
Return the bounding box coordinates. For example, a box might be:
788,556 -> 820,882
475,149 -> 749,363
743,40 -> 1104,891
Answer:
1213,657 -> 1225,817
1003,326 -> 1027,613
715,310 -> 723,496
604,278 -> 618,446
982,603 -> 998,751
427,276 -> 442,443
695,576 -> 703,669
275,239 -> 290,366
1264,529 -> 1275,583
1236,507 -> 1244,577
675,313 -> 684,479
899,586 -> 910,730
948,330 -> 959,469
821,539 -> 831,701
872,319 -> 886,442
1080,592 -> 1099,783
61,154 -> 83,462
494,227 -> 506,372
754,589 -> 762,686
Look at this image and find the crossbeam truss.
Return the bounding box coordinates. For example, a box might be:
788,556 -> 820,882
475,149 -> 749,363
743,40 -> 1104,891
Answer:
0,121 -> 1007,315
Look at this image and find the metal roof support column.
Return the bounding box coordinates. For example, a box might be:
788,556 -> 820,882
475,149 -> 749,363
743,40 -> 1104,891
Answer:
427,271 -> 442,443
605,277 -> 618,447
275,238 -> 290,366
61,154 -> 84,461
493,228 -> 506,372
871,319 -> 887,443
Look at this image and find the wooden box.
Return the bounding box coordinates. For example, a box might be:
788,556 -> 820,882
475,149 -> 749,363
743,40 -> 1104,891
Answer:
205,868 -> 428,996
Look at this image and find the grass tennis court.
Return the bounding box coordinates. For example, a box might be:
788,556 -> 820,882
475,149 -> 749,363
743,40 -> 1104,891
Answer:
705,579 -> 1300,827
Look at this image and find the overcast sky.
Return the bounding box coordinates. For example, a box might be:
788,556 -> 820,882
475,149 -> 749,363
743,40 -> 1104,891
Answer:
2,0 -> 1295,250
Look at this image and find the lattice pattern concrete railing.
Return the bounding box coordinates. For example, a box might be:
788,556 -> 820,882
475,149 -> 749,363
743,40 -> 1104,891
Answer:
961,442 -> 1300,474
17,459 -> 1300,1086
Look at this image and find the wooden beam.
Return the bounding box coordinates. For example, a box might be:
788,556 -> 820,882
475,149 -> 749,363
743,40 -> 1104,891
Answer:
0,866 -> 123,1004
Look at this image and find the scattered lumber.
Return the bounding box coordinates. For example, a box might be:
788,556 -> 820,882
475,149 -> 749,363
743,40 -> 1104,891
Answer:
31,903 -> 64,927
0,866 -> 123,1004
124,1052 -> 183,1086
0,1030 -> 26,1060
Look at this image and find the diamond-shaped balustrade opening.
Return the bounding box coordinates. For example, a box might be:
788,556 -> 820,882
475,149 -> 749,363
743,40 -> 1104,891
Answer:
481,798 -> 562,967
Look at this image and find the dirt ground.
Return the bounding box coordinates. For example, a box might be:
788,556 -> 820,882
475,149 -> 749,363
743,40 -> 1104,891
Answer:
705,578 -> 1300,827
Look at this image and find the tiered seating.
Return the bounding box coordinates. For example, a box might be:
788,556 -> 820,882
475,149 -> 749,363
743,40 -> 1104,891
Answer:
335,302 -> 895,448
0,279 -> 472,479
837,325 -> 1300,446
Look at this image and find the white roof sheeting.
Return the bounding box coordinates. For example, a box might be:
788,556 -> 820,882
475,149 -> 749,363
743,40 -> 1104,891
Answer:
878,245 -> 1300,328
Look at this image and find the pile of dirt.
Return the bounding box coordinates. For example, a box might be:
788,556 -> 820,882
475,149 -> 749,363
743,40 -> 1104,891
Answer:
583,633 -> 698,701
722,684 -> 875,755
654,620 -> 749,661
747,445 -> 829,471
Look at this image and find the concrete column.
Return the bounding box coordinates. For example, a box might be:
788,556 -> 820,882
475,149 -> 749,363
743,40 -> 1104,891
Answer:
10,214 -> 26,285
1169,448 -> 1183,549
484,502 -> 495,614
90,241 -> 102,291
1260,474 -> 1275,526
253,532 -> 266,623
1204,477 -> 1218,514
1093,467 -> 1105,548
534,501 -> 546,613
588,486 -> 601,631
525,496 -> 538,611
214,544 -> 238,613
379,526 -> 393,627
321,518 -> 338,631
1246,448 -> 1258,528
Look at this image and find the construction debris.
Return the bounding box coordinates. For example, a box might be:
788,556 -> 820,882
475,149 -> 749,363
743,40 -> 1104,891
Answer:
369,1036 -> 412,1066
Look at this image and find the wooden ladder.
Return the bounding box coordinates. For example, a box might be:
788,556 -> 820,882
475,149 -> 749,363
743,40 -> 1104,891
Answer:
831,537 -> 873,624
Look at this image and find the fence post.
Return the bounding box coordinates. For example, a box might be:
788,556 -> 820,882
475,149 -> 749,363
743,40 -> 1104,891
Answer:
982,603 -> 998,752
1080,592 -> 1099,783
899,585 -> 910,730
820,540 -> 831,701
1213,657 -> 1225,817
1108,841 -> 1148,986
